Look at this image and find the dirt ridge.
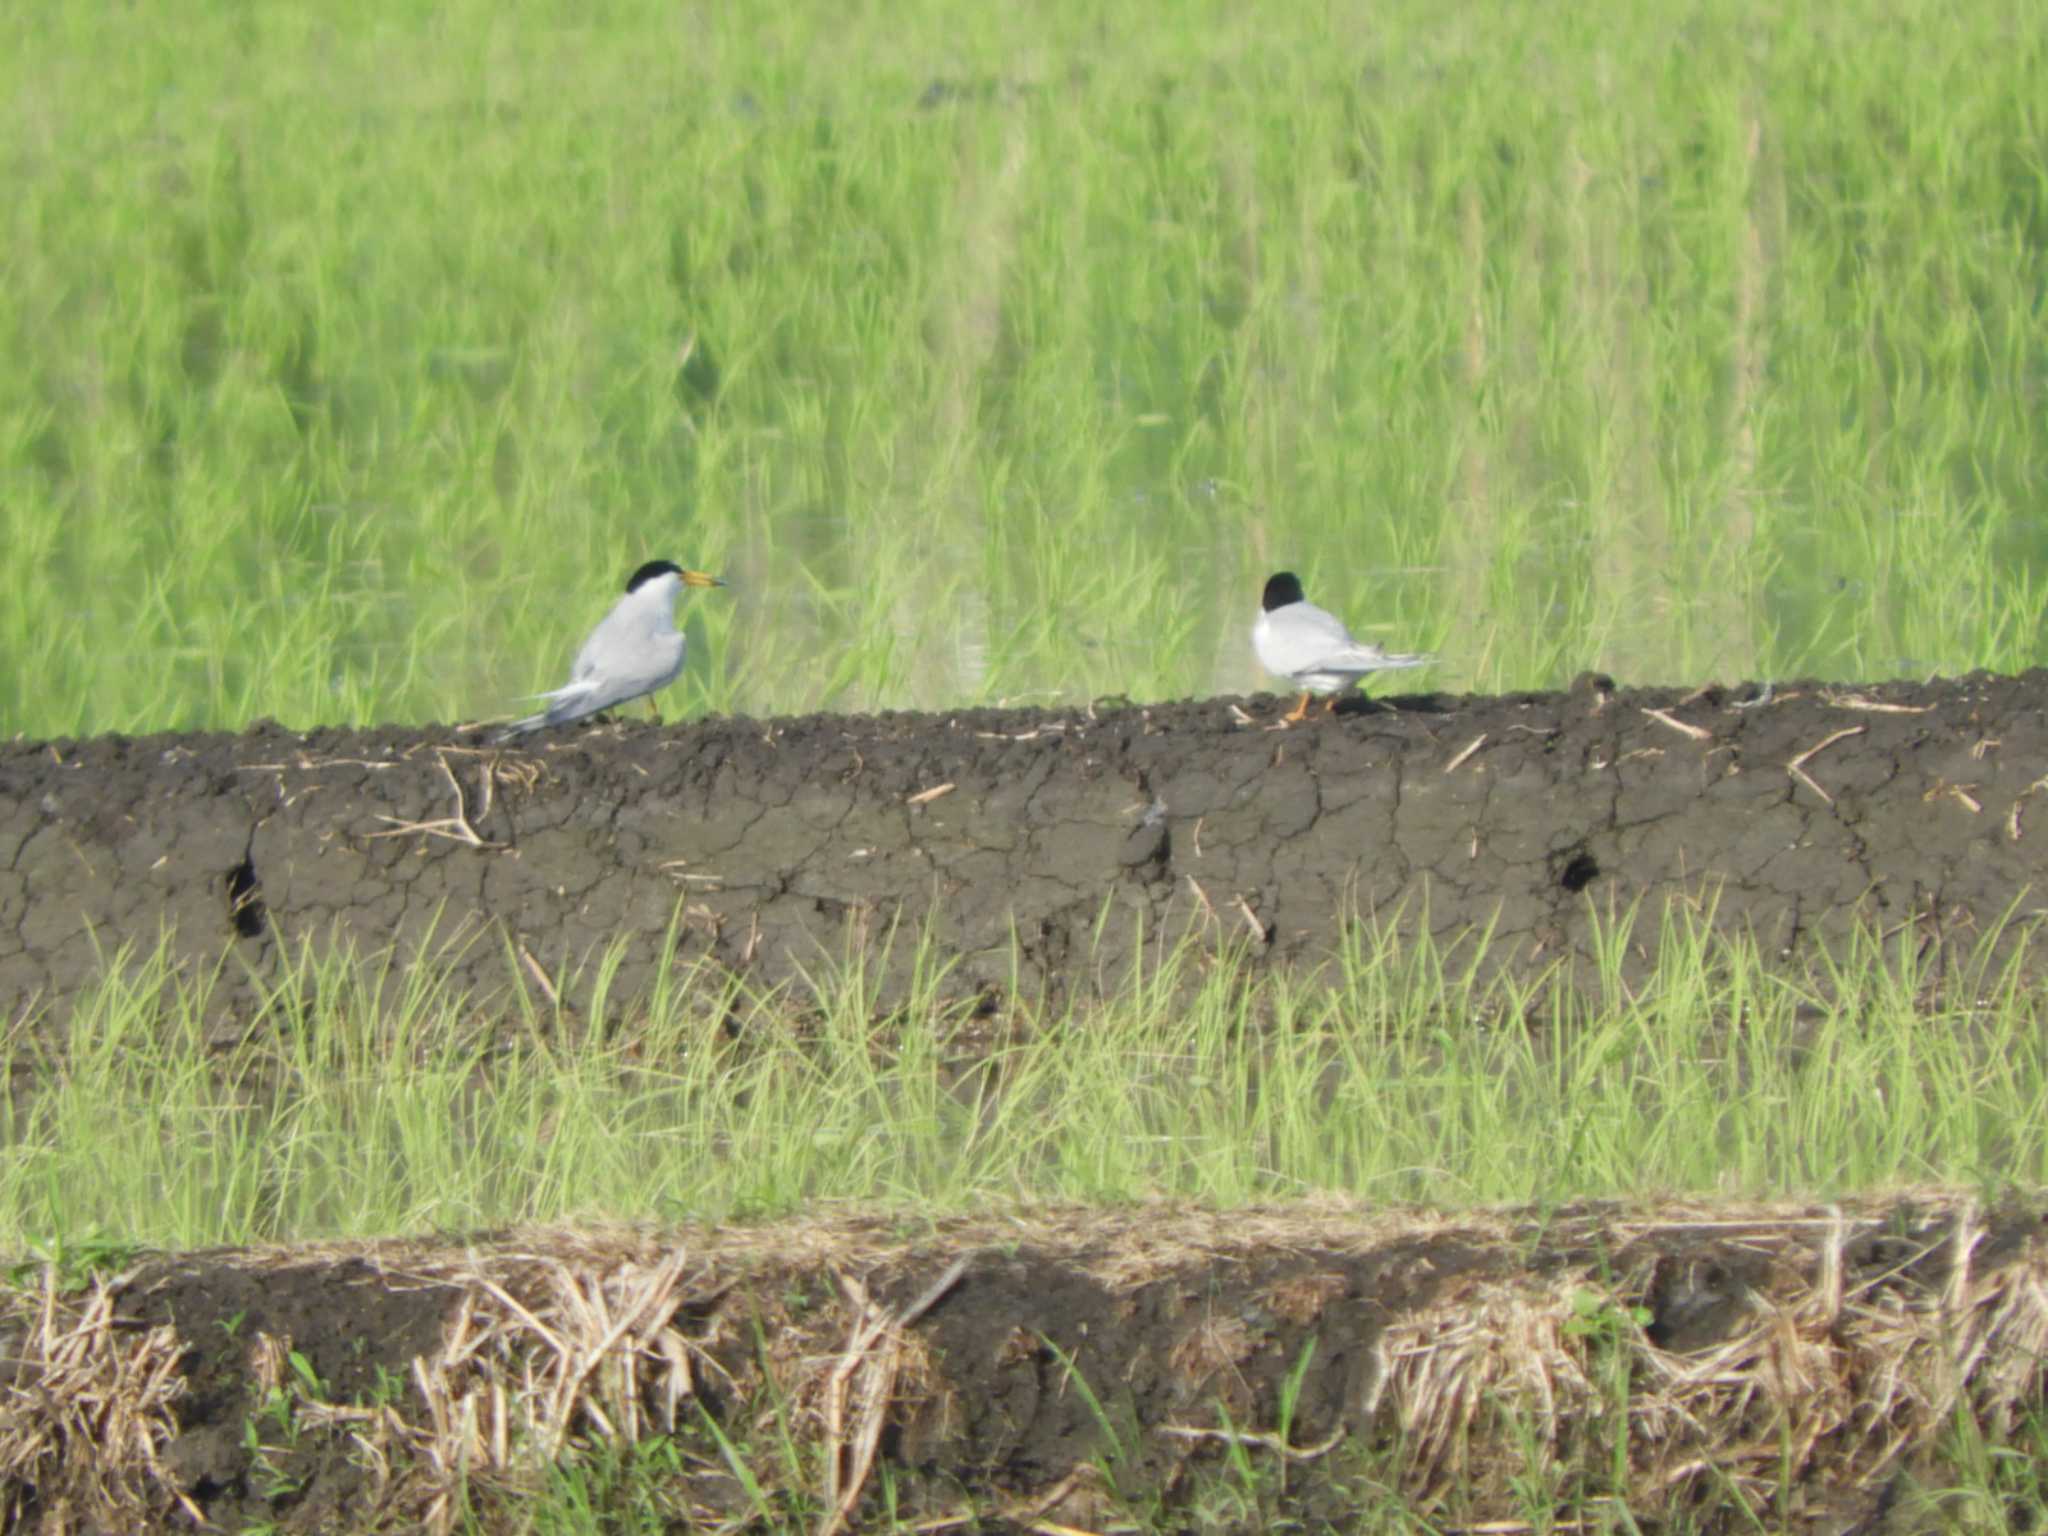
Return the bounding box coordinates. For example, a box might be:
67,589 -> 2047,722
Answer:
6,673 -> 2047,1020
5,1193 -> 2044,1532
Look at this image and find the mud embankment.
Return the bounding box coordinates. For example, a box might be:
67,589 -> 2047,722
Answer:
5,673 -> 2047,1020
6,1196 -> 2044,1532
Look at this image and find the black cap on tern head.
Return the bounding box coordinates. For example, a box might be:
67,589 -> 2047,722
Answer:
1261,572 -> 1306,612
625,559 -> 685,593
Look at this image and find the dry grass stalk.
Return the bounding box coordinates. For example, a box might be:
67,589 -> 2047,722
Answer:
450,1248 -> 703,1457
0,1267 -> 197,1531
814,1255 -> 968,1536
1157,1422 -> 1346,1460
1369,1275 -> 1597,1502
368,1246 -> 730,1531
1641,708 -> 1713,743
1367,1201 -> 2048,1516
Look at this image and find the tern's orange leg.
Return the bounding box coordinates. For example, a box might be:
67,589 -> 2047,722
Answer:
1282,691 -> 1312,724
645,697 -> 662,723
1322,694 -> 1340,715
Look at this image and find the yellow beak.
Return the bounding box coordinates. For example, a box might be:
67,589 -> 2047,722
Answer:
681,570 -> 724,589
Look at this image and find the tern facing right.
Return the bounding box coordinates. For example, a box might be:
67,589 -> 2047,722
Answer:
493,559 -> 724,744
1252,570 -> 1431,724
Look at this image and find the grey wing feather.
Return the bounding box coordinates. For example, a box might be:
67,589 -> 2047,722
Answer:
1319,639 -> 1433,672
1260,603 -> 1431,680
493,607 -> 683,743
1263,604 -> 1360,675
492,673 -> 643,743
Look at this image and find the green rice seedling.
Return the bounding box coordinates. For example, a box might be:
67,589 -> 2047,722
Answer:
3,1 -> 2044,739
6,903 -> 2048,1255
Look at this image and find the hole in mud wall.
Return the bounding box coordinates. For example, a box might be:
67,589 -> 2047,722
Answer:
225,856 -> 267,939
1558,850 -> 1600,894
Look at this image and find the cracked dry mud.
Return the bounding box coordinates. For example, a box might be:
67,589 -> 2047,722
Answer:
6,672 -> 2048,1022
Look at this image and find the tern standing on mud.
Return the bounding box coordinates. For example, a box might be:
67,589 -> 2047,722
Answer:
493,560 -> 724,743
1252,571 -> 1432,724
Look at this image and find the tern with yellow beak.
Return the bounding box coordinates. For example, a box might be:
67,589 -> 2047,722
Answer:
494,560 -> 724,743
1252,570 -> 1431,724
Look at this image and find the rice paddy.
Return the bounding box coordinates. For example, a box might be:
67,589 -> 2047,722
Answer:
3,0 -> 2043,740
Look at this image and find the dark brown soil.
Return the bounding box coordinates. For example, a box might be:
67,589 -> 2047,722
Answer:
6,1196 -> 2045,1533
8,672 -> 2048,1025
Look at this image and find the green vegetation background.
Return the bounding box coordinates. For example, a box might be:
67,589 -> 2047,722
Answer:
7,13 -> 2048,1517
4,0 -> 2043,739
